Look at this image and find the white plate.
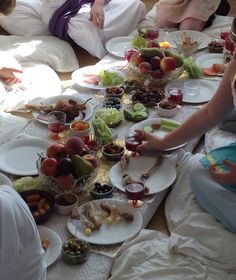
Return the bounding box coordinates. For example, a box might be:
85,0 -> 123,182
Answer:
0,172 -> 12,186
106,36 -> 133,58
195,53 -> 224,68
165,79 -> 218,103
32,95 -> 93,125
109,156 -> 176,195
67,198 -> 143,245
166,30 -> 211,49
71,65 -> 126,90
0,138 -> 49,176
38,226 -> 62,267
129,118 -> 185,151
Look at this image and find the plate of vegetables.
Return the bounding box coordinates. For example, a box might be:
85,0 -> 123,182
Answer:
71,65 -> 126,90
129,118 -> 186,151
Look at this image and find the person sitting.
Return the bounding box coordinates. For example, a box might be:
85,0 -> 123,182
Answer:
0,185 -> 46,280
137,17 -> 236,234
0,0 -> 146,58
155,0 -> 230,31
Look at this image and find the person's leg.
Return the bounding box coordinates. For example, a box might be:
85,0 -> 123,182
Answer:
189,159 -> 236,234
179,17 -> 205,31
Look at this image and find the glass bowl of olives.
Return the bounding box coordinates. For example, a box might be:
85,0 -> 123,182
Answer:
61,238 -> 90,265
90,181 -> 114,199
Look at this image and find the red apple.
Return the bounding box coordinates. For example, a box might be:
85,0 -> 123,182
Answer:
82,154 -> 98,168
150,56 -> 161,70
146,40 -> 160,48
138,61 -> 152,74
40,157 -> 58,177
129,52 -> 145,67
47,143 -> 66,160
125,48 -> 139,62
160,57 -> 176,73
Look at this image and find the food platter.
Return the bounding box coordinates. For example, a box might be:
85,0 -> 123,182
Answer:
0,138 -> 49,176
71,65 -> 126,90
67,198 -> 143,245
165,79 -> 219,103
31,95 -> 93,125
166,30 -> 211,50
0,172 -> 12,186
109,156 -> 176,195
129,118 -> 186,151
38,226 -> 62,267
105,36 -> 133,58
195,53 -> 224,69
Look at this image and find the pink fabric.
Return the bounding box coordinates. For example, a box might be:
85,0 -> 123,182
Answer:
156,0 -> 221,23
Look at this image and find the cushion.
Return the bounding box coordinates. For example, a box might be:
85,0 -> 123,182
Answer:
0,35 -> 79,72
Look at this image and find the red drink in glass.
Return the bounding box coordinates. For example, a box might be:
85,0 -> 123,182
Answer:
125,182 -> 145,201
220,32 -> 229,40
125,136 -> 142,152
48,122 -> 65,133
168,89 -> 183,105
225,38 -> 235,54
146,29 -> 159,40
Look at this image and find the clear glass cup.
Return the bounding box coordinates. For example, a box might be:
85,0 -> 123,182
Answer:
47,111 -> 66,141
184,81 -> 200,97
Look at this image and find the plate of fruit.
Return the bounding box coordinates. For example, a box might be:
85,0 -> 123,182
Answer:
127,47 -> 184,87
38,136 -> 98,194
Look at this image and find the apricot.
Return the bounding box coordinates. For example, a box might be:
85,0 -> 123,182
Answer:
160,57 -> 176,73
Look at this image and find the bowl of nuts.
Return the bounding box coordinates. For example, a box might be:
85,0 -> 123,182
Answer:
102,142 -> 125,162
105,87 -> 124,99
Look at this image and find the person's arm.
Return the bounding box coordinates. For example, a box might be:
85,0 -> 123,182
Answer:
0,67 -> 23,85
138,59 -> 236,154
89,0 -> 105,29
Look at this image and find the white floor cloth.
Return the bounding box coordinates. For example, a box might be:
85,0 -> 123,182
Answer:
110,152 -> 236,279
0,0 -> 146,58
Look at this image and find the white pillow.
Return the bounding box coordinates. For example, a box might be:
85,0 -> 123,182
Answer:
0,35 -> 79,72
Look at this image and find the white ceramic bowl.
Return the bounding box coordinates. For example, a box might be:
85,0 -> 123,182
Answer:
55,192 -> 78,215
70,120 -> 91,138
157,101 -> 180,118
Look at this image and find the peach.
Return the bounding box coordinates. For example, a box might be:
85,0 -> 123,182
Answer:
65,136 -> 85,155
129,52 -> 145,67
138,62 -> 152,74
160,57 -> 176,73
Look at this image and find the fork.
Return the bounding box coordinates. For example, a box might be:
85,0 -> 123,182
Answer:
140,154 -> 163,180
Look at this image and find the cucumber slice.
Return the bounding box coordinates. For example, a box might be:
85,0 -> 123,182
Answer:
133,111 -> 148,121
143,125 -> 153,133
123,109 -> 135,120
133,103 -> 146,112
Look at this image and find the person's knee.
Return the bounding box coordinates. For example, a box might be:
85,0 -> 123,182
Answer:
179,18 -> 205,31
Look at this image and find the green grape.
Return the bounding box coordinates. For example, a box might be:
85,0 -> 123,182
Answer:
14,176 -> 44,192
132,35 -> 146,49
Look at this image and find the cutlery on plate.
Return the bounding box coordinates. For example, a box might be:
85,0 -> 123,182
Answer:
140,154 -> 163,180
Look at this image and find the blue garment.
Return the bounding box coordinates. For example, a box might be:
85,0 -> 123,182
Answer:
189,153 -> 236,234
200,142 -> 236,192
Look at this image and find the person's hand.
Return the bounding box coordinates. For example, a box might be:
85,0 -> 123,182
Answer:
136,130 -> 164,156
89,2 -> 105,29
208,160 -> 236,186
0,67 -> 23,85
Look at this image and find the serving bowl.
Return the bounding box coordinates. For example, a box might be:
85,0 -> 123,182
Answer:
103,97 -> 122,110
20,189 -> 55,224
90,181 -> 114,199
55,192 -> 78,215
70,120 -> 91,138
102,142 -> 125,162
157,100 -> 180,118
105,87 -> 124,99
61,238 -> 90,265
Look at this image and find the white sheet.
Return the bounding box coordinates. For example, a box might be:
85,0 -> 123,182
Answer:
110,152 -> 236,279
0,0 -> 146,59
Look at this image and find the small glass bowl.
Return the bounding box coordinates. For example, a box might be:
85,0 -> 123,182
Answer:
103,97 -> 122,110
105,87 -> 124,99
90,181 -> 114,199
61,238 -> 90,265
70,120 -> 91,138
